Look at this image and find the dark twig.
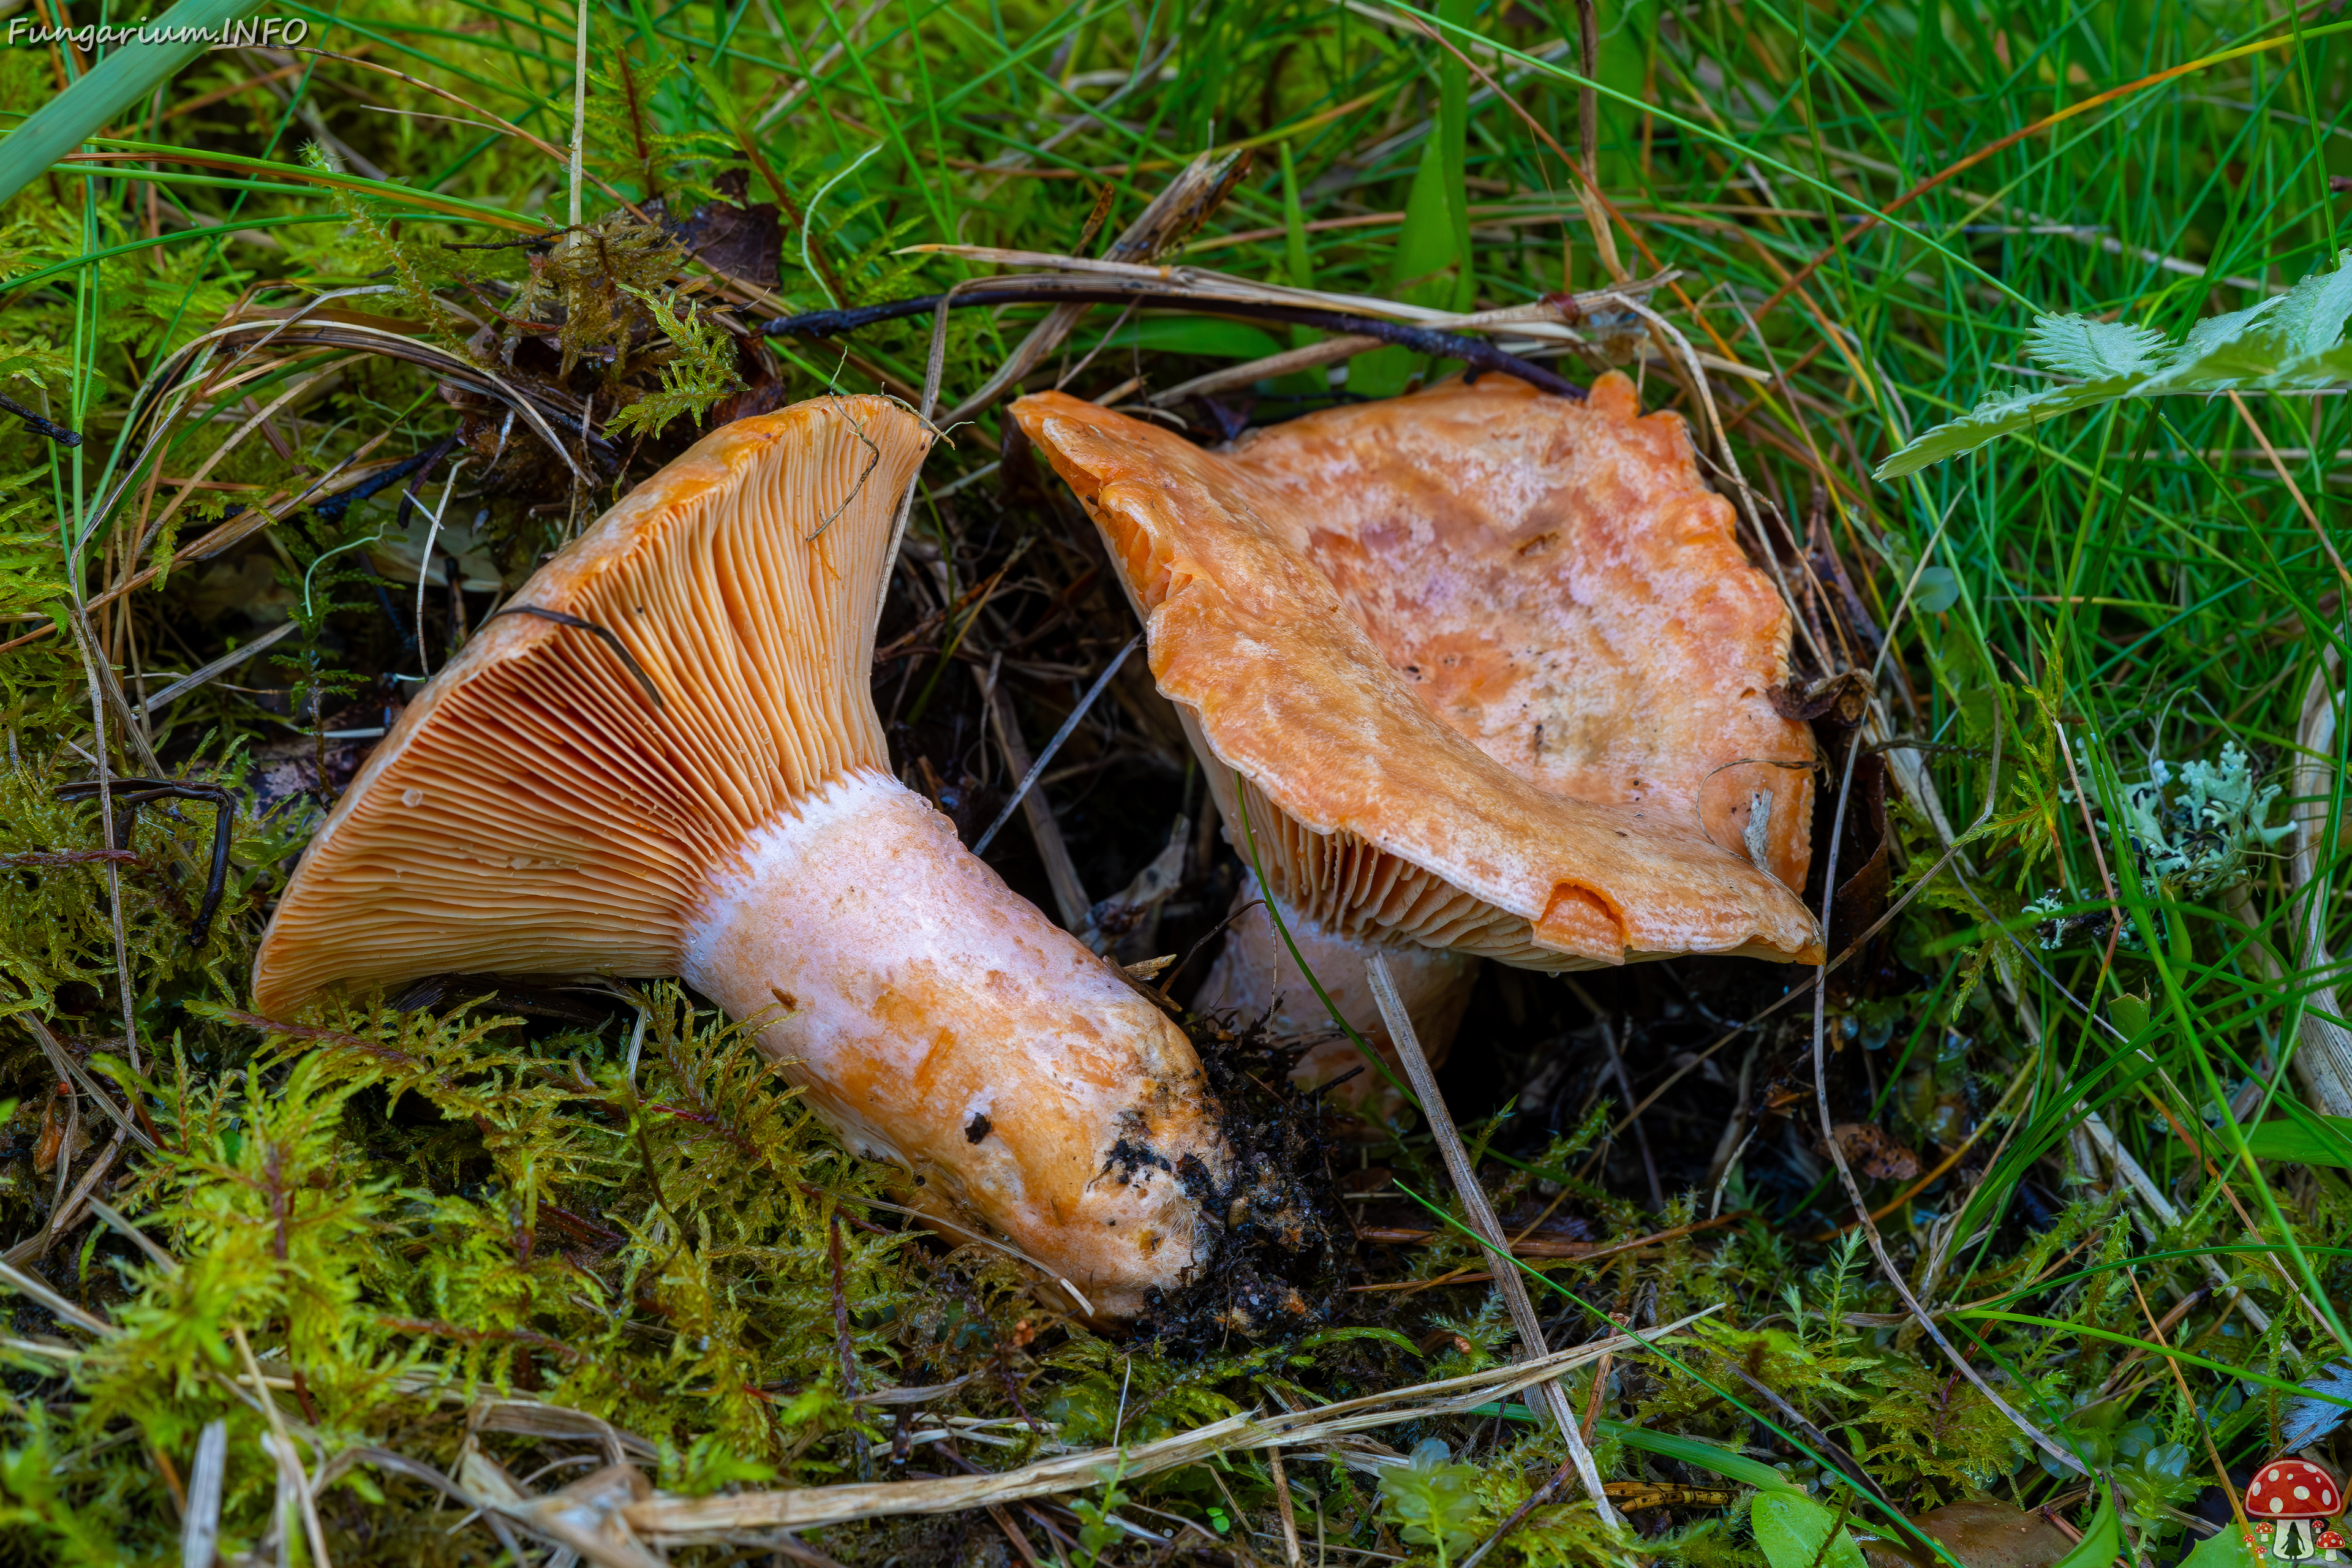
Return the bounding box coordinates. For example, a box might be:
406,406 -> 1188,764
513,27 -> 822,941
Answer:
982,675 -> 1091,929
0,391 -> 80,446
54,777 -> 236,945
1598,1016 -> 1662,1210
1157,896 -> 1267,997
761,288 -> 1586,400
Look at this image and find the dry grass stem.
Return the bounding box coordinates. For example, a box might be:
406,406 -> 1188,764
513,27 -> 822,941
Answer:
1367,951 -> 1622,1530
621,1315 -> 1697,1537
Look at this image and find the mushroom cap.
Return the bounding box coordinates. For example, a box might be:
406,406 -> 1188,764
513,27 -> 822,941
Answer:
252,395 -> 932,1012
2251,1460 -> 2342,1518
1011,372 -> 1820,970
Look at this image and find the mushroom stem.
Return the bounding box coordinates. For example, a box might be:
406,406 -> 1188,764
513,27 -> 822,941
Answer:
682,769 -> 1231,1320
1196,875 -> 1479,1134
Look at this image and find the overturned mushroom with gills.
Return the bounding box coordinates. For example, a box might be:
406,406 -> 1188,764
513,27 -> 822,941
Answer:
252,396 -> 1234,1321
1012,372 -> 1820,1125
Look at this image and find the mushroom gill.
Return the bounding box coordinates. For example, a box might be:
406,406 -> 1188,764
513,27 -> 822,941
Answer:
253,395 -> 1232,1319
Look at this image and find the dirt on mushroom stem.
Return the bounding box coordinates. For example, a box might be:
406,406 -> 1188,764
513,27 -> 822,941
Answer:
1120,1005 -> 1349,1348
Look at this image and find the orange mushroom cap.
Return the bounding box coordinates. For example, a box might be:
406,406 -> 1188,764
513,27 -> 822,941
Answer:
1011,372 -> 1822,971
2250,1460 -> 2342,1518
253,396 -> 928,1008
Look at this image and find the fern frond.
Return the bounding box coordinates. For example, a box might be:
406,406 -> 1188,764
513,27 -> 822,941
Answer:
605,284 -> 742,440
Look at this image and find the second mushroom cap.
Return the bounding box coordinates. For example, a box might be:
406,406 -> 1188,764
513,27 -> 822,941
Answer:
1013,371 -> 1823,974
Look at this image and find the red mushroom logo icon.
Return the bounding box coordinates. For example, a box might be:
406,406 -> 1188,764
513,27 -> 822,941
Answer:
2248,1460 -> 2345,1562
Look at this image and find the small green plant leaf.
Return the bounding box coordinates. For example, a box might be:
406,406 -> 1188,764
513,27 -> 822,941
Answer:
2109,992 -> 2150,1038
2181,1524 -> 2263,1568
660,1431 -> 778,1495
2026,317 -> 2168,379
1753,1488 -> 1869,1568
2239,1110 -> 2352,1168
1604,1422 -> 1797,1492
1879,251 -> 2352,477
2052,1501 -> 2124,1568
1379,1439 -> 1488,1567
1069,1461 -> 1131,1568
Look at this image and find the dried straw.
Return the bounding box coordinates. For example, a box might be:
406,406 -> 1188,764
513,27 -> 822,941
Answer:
620,1311 -> 1709,1537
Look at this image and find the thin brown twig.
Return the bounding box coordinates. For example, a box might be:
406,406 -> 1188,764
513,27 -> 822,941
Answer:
1568,0 -> 1621,279
2126,1271 -> 2254,1548
987,1503 -> 1045,1568
1351,1213 -> 1743,1286
2231,390 -> 2352,596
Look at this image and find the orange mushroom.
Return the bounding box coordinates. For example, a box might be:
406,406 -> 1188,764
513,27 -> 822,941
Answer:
1012,372 -> 1821,1115
253,396 -> 1235,1319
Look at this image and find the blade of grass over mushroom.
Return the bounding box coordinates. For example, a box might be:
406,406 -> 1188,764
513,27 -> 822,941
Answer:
1368,949 -> 1619,1530
1231,776 -> 1420,1115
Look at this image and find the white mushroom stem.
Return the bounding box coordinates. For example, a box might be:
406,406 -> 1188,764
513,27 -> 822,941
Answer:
1195,874 -> 1479,1131
683,769 -> 1231,1320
